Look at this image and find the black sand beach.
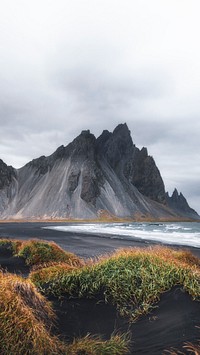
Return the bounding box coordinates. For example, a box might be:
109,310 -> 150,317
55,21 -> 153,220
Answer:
0,222 -> 200,354
0,222 -> 200,259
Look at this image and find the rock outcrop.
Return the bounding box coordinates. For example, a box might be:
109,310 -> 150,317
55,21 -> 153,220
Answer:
0,159 -> 17,214
0,159 -> 16,190
166,189 -> 198,219
0,124 -> 198,220
96,124 -> 166,204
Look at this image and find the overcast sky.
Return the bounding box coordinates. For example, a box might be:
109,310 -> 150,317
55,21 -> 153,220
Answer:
0,0 -> 199,213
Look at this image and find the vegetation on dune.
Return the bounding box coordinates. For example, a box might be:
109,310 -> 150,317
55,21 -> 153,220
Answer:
30,262 -> 76,283
0,270 -> 129,355
17,240 -> 84,267
1,240 -> 199,354
30,246 -> 200,321
0,271 -> 64,355
0,238 -> 83,267
0,241 -> 129,354
0,238 -> 23,254
65,334 -> 130,355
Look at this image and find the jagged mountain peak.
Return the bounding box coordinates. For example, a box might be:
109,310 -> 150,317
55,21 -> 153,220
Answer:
80,129 -> 91,136
0,124 -> 198,220
0,159 -> 16,190
111,123 -> 132,146
140,147 -> 148,158
166,189 -> 198,218
113,122 -> 130,135
67,130 -> 96,160
96,123 -> 133,169
0,158 -> 15,171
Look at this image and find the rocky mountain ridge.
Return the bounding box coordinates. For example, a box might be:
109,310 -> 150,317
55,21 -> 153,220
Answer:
0,124 -> 198,220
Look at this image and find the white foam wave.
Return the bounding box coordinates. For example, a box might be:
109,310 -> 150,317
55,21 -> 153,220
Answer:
44,223 -> 200,248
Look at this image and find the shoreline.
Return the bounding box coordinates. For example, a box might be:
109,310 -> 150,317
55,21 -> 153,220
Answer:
0,221 -> 200,259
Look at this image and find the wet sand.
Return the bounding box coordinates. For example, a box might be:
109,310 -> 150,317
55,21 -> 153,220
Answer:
0,221 -> 200,259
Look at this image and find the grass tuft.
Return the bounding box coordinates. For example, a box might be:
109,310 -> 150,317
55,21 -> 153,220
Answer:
0,238 -> 83,268
0,240 -> 133,354
17,239 -> 83,267
30,246 -> 200,321
0,271 -> 130,354
0,271 -> 64,354
65,333 -> 130,355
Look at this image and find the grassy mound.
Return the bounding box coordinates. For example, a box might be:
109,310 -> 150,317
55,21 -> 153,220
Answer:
0,271 -> 64,355
17,240 -> 83,267
30,246 -> 200,321
0,238 -> 83,267
1,270 -> 129,354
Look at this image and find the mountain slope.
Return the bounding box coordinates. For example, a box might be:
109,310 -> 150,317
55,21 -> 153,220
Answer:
0,124 -> 198,220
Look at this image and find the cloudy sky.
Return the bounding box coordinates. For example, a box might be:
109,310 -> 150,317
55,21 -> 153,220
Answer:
0,0 -> 200,213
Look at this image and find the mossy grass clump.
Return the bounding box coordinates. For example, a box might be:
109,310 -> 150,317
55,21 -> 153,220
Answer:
17,240 -> 83,267
30,246 -> 200,321
66,334 -> 130,355
0,271 -> 64,355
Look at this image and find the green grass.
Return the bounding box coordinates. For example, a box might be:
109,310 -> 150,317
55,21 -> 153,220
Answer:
0,270 -> 130,355
0,238 -> 83,267
30,246 -> 200,321
1,240 -> 199,354
66,334 -> 129,355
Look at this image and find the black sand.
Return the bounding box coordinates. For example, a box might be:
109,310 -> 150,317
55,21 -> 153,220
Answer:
0,222 -> 200,259
49,287 -> 200,354
0,245 -> 30,276
0,222 -> 200,354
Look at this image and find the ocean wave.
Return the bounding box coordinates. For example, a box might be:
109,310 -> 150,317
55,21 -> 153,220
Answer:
44,222 -> 200,248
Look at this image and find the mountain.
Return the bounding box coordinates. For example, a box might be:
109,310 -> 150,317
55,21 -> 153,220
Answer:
0,124 -> 199,220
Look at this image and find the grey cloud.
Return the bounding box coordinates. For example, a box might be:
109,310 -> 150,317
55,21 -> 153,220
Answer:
53,65 -> 167,110
0,1 -> 199,214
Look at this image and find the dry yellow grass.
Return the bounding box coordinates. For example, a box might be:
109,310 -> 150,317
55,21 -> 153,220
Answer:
0,271 -> 64,354
1,242 -> 199,354
109,246 -> 200,269
0,238 -> 84,268
17,239 -> 84,267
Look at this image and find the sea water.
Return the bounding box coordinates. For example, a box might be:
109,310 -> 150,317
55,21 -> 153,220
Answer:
44,222 -> 200,248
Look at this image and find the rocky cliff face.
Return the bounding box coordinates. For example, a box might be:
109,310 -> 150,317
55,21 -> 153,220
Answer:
0,124 -> 198,220
96,124 -> 166,204
166,189 -> 198,218
0,160 -> 17,214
